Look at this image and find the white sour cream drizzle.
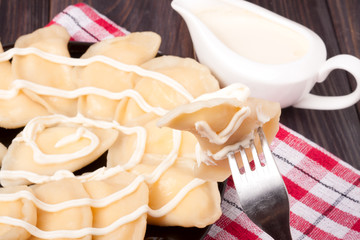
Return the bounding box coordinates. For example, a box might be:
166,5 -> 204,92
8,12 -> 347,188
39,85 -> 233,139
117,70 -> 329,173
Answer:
0,80 -> 168,116
195,106 -> 250,145
0,171 -> 205,238
0,165 -> 125,185
14,113 -> 146,165
0,47 -> 194,101
0,47 -> 208,238
143,129 -> 182,184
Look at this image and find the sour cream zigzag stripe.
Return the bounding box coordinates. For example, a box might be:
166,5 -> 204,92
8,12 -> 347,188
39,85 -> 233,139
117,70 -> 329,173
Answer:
0,47 -> 194,101
0,166 -> 124,185
0,80 -> 168,116
148,178 -> 206,217
0,178 -> 206,238
29,126 -> 100,164
143,129 -> 182,184
12,113 -> 147,165
0,175 -> 145,211
0,206 -> 148,239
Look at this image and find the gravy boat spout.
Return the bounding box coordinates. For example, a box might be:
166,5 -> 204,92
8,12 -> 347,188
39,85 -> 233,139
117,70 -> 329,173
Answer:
171,0 -> 360,110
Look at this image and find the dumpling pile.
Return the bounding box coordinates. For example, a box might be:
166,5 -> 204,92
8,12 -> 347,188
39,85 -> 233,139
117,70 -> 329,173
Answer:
0,25 -> 280,239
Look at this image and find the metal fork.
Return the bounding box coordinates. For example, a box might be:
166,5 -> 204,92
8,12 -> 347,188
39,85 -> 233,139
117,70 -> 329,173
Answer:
228,127 -> 292,240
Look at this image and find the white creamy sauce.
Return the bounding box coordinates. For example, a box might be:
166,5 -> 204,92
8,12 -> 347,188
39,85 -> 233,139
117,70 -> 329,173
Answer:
195,5 -> 309,64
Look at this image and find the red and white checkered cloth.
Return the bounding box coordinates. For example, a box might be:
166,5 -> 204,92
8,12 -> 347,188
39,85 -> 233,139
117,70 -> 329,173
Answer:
49,3 -> 360,240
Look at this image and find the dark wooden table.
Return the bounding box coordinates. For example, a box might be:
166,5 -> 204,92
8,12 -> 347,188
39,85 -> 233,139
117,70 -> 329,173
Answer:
0,0 -> 359,169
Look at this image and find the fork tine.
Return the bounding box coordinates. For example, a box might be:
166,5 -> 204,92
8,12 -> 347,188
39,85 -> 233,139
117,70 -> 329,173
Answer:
228,127 -> 292,240
239,147 -> 252,173
227,151 -> 245,191
250,139 -> 262,169
257,127 -> 277,169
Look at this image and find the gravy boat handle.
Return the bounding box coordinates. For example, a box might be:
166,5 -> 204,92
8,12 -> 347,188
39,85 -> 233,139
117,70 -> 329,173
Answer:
293,54 -> 360,110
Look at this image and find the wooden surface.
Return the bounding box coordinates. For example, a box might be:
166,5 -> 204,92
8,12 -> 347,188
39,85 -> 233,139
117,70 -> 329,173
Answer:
0,0 -> 359,169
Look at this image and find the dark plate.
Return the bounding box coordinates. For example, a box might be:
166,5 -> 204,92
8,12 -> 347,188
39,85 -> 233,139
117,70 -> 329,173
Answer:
1,42 -> 226,240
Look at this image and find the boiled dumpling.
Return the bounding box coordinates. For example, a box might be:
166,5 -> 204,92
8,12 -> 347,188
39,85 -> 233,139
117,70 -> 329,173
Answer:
140,55 -> 219,98
1,115 -> 119,186
12,25 -> 77,117
0,43 -> 49,128
0,185 -> 37,240
75,32 -> 161,121
30,178 -> 92,240
116,56 -> 219,125
137,163 -> 221,228
107,125 -> 221,227
158,84 -> 281,181
83,170 -> 149,240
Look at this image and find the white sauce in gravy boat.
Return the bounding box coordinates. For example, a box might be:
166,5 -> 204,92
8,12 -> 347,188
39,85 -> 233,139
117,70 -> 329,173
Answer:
172,0 -> 360,109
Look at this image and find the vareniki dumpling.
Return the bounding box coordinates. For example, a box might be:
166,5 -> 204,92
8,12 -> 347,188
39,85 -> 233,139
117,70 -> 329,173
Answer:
158,83 -> 281,181
146,165 -> 222,228
12,25 -> 78,117
83,171 -> 149,240
0,186 -> 37,240
0,43 -> 49,128
75,32 -> 161,121
1,115 -> 119,187
30,178 -> 92,240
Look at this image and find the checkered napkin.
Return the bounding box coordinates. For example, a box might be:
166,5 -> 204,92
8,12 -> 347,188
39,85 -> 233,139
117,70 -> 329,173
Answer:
49,3 -> 360,239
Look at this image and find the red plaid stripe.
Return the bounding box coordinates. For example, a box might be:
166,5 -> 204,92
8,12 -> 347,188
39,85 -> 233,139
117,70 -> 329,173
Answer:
48,3 -> 129,42
49,3 -> 360,239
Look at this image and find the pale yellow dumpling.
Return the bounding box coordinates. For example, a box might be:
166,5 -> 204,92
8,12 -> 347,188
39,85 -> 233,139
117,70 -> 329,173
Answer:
75,32 -> 161,121
83,171 -> 149,240
116,55 -> 219,125
1,119 -> 119,187
12,25 -> 74,90
140,55 -> 220,98
145,165 -> 221,228
107,115 -> 198,171
0,186 -> 37,240
12,25 -> 77,116
0,93 -> 50,129
158,84 -> 281,181
0,43 -> 49,128
108,115 -> 175,171
108,132 -> 221,228
30,178 -> 92,240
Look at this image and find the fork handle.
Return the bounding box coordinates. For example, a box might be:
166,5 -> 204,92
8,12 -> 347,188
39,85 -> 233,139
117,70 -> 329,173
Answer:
261,221 -> 292,240
257,190 -> 293,240
250,184 -> 293,240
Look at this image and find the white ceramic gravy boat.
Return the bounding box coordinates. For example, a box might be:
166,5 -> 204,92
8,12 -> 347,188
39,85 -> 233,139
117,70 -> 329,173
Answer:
172,0 -> 360,109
